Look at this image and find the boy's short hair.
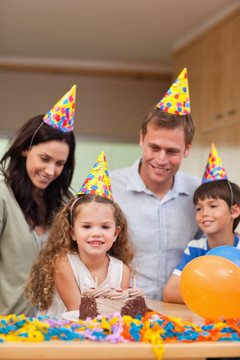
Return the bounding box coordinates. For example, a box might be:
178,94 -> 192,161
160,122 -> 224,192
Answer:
193,180 -> 240,231
141,105 -> 195,148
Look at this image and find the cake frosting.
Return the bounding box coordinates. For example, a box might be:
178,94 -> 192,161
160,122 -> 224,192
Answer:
79,287 -> 149,320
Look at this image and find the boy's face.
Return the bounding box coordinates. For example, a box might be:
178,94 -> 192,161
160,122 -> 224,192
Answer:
139,123 -> 191,196
195,197 -> 234,237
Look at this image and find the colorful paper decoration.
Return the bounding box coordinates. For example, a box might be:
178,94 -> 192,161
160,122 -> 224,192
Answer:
202,143 -> 228,183
78,152 -> 114,200
1,312 -> 240,350
43,85 -> 76,132
157,68 -> 190,115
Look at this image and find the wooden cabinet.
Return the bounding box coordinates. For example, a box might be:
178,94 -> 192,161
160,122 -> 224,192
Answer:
201,14 -> 240,132
173,8 -> 240,182
173,9 -> 240,136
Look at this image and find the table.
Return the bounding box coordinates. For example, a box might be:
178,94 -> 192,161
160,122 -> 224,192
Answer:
0,301 -> 239,360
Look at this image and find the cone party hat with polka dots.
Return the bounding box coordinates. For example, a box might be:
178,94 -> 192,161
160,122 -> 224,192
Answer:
157,68 -> 190,115
202,143 -> 228,183
77,152 -> 114,200
43,85 -> 76,132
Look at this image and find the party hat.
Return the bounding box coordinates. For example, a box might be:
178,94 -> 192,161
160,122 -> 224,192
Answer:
43,85 -> 76,132
77,152 -> 114,200
157,68 -> 190,115
202,143 -> 228,183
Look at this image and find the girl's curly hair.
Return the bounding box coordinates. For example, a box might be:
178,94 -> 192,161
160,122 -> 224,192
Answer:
25,194 -> 135,310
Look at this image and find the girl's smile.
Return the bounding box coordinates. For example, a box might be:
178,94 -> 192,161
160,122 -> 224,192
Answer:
87,240 -> 105,247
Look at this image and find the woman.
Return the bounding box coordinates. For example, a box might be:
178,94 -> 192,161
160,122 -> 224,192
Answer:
0,85 -> 76,316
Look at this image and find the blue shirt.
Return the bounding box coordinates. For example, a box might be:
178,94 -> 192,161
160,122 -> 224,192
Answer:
173,234 -> 240,276
110,158 -> 201,300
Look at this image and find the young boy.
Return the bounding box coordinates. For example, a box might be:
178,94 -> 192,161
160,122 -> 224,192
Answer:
163,144 -> 240,303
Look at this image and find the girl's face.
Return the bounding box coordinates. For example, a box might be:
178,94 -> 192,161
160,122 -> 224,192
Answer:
195,197 -> 232,236
22,140 -> 69,191
70,202 -> 120,260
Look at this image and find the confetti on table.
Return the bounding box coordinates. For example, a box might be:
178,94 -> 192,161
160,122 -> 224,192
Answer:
1,312 -> 240,360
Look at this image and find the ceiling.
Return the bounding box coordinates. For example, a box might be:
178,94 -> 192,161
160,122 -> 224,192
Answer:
0,0 -> 240,70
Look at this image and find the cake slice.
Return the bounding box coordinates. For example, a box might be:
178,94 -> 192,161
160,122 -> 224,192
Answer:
79,287 -> 149,320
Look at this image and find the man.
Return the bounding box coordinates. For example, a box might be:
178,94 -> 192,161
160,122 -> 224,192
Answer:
110,68 -> 202,300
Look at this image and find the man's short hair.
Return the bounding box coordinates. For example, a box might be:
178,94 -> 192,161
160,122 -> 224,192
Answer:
141,105 -> 195,148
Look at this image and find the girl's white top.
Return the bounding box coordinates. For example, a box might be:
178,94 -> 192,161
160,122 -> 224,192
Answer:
37,254 -> 123,319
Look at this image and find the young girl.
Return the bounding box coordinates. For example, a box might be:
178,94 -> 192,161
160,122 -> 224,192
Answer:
26,154 -> 134,319
0,85 -> 76,316
163,144 -> 240,304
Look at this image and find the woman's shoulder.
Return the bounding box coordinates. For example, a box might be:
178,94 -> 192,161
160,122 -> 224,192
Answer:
0,180 -> 14,200
0,179 -> 7,189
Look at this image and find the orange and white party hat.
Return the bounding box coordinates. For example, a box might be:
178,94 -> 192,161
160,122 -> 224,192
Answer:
77,152 -> 114,200
202,144 -> 228,183
157,68 -> 190,115
43,85 -> 76,132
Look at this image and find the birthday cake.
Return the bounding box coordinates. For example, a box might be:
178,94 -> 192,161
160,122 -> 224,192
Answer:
79,287 -> 149,320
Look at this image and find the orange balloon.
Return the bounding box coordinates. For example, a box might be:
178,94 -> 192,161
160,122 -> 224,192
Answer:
180,255 -> 240,321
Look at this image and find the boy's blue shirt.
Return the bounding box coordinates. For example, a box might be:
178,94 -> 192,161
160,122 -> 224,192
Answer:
173,234 -> 240,276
